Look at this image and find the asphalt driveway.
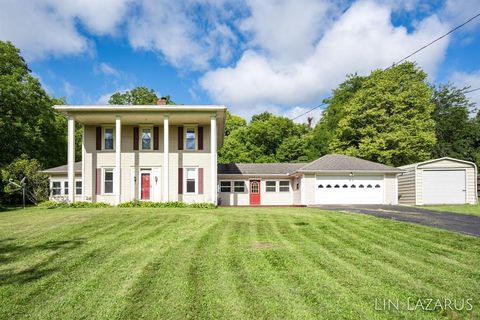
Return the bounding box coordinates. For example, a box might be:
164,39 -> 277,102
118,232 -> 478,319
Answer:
313,205 -> 480,237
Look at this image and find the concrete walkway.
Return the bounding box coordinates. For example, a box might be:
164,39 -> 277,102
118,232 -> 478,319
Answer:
312,205 -> 480,237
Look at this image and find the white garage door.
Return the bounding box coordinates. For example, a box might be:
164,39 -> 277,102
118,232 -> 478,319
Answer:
315,175 -> 384,204
422,170 -> 466,204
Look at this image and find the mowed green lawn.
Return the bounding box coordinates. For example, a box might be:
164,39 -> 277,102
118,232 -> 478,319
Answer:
423,203 -> 480,217
0,207 -> 479,319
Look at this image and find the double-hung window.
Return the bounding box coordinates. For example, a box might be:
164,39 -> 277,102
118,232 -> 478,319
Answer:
141,127 -> 152,150
185,127 -> 196,150
220,181 -> 231,192
279,181 -> 290,192
234,181 -> 245,193
76,181 -> 82,195
104,127 -> 114,150
185,168 -> 197,193
104,169 -> 114,194
266,181 -> 276,192
64,181 -> 69,195
52,181 -> 61,196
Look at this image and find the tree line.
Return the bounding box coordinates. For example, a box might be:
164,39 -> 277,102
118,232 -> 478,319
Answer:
0,40 -> 478,204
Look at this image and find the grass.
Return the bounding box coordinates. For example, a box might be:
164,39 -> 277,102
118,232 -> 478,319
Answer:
0,207 -> 479,319
423,203 -> 480,217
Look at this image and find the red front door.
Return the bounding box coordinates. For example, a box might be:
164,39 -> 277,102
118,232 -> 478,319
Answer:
141,173 -> 150,200
249,180 -> 260,205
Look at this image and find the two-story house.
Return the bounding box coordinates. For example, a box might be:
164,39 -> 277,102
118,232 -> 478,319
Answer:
51,99 -> 226,205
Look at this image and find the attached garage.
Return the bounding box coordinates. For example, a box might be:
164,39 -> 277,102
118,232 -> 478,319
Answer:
298,154 -> 403,205
398,157 -> 477,205
315,175 -> 384,204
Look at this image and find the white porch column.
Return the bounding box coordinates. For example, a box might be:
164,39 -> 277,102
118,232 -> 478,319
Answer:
81,124 -> 85,201
163,115 -> 169,201
115,115 -> 122,205
210,115 -> 217,204
67,114 -> 75,203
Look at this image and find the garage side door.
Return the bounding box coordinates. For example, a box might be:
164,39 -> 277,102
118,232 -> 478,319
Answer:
315,175 -> 384,204
422,170 -> 466,204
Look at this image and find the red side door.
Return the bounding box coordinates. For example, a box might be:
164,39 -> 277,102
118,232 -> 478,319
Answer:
249,180 -> 260,205
141,173 -> 150,200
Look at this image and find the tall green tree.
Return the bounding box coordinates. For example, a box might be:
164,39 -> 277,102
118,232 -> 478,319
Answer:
308,74 -> 365,158
0,41 -> 66,168
331,62 -> 436,166
431,84 -> 475,161
224,111 -> 246,136
109,87 -> 159,105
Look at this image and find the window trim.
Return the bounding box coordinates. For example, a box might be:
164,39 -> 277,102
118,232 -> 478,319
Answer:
139,125 -> 154,151
103,168 -> 114,195
265,180 -> 276,192
75,181 -> 82,195
184,167 -> 198,195
102,126 -> 115,151
183,125 -> 198,151
279,180 -> 290,192
219,181 -> 232,193
51,181 -> 62,196
233,181 -> 246,193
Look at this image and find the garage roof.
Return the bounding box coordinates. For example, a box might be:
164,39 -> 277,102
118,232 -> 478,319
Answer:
297,154 -> 403,173
218,163 -> 305,175
42,161 -> 82,174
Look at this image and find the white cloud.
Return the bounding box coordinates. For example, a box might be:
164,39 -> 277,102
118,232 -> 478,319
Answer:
127,0 -> 237,70
450,70 -> 480,107
239,0 -> 338,63
63,80 -> 75,97
200,0 -> 450,113
0,0 -> 131,60
98,63 -> 121,77
442,0 -> 480,31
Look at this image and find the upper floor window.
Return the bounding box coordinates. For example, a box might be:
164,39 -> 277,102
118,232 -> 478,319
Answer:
104,127 -> 114,150
141,127 -> 152,150
185,127 -> 196,150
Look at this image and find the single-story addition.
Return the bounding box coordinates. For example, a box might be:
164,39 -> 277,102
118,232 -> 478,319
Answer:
398,157 -> 478,205
44,154 -> 403,206
43,162 -> 82,202
217,154 -> 403,206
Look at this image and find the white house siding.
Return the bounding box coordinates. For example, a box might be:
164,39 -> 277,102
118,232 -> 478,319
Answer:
84,124 -> 214,205
398,166 -> 416,205
48,174 -> 82,202
384,174 -> 398,204
302,174 -> 316,205
218,176 -> 295,206
416,159 -> 476,205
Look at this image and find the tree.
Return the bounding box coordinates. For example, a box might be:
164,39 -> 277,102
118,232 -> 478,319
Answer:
308,74 -> 365,158
218,113 -> 309,163
109,87 -> 159,105
276,136 -> 309,162
331,62 -> 436,166
224,111 -> 246,136
431,84 -> 476,161
0,41 -> 67,169
1,156 -> 49,204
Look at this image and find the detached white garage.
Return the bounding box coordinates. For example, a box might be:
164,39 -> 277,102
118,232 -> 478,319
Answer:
398,157 -> 478,205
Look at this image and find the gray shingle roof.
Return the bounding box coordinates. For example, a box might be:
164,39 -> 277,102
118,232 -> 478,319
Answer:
218,163 -> 305,175
43,161 -> 82,174
298,154 -> 402,172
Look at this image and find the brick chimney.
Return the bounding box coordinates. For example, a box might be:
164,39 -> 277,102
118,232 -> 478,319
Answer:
157,97 -> 167,105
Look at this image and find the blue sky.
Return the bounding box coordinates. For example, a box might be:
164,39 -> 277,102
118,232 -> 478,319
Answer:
0,0 -> 479,122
